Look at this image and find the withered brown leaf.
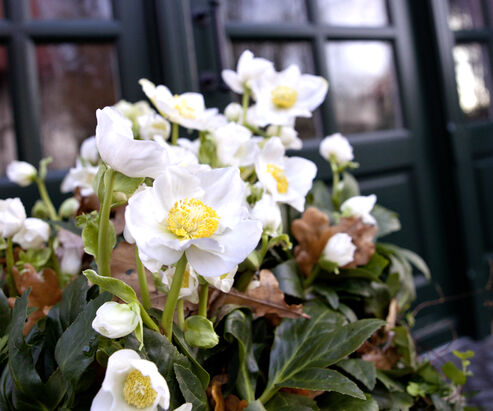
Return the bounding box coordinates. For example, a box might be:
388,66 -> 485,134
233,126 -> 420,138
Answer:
207,374 -> 248,411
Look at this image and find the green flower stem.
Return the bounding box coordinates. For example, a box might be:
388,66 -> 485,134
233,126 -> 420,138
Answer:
161,253 -> 187,340
198,282 -> 209,317
330,159 -> 341,209
177,299 -> 185,331
259,385 -> 278,405
303,264 -> 321,288
135,246 -> 151,310
257,233 -> 270,263
171,122 -> 179,146
97,168 -> 116,277
5,237 -> 16,296
35,177 -> 58,221
139,303 -> 160,332
241,87 -> 250,125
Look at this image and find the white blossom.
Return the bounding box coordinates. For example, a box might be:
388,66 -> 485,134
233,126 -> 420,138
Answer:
0,198 -> 26,238
12,218 -> 50,250
6,161 -> 37,187
80,136 -> 100,165
61,160 -> 99,196
319,133 -> 354,165
250,194 -> 282,235
137,113 -> 171,142
160,264 -> 199,304
266,125 -> 303,150
322,233 -> 356,267
92,302 -> 140,339
212,123 -> 258,167
340,195 -> 377,225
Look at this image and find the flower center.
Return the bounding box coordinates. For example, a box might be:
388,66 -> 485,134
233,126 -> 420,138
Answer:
123,369 -> 157,409
173,95 -> 196,119
167,198 -> 219,240
271,85 -> 298,109
267,163 -> 289,194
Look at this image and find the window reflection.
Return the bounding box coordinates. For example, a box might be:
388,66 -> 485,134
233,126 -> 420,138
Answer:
37,44 -> 119,169
448,0 -> 483,30
318,0 -> 388,26
30,0 -> 112,20
231,41 -> 321,139
453,43 -> 491,120
0,48 -> 17,175
224,0 -> 307,23
326,41 -> 401,134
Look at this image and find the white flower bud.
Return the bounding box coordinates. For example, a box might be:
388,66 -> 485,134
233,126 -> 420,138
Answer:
92,301 -> 140,339
224,102 -> 243,122
319,133 -> 354,165
59,197 -> 80,219
6,161 -> 37,187
251,194 -> 282,235
266,126 -> 302,150
340,194 -> 377,225
205,266 -> 237,293
322,233 -> 356,267
80,136 -> 99,164
0,198 -> 26,238
12,218 -> 50,250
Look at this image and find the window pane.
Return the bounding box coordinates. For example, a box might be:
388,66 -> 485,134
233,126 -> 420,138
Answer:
30,0 -> 112,20
448,0 -> 483,30
453,43 -> 491,121
231,42 -> 322,139
318,0 -> 388,26
326,41 -> 401,134
37,44 -> 119,169
0,47 -> 17,175
224,0 -> 307,23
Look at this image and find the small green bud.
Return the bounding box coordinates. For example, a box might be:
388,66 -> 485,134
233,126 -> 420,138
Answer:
184,315 -> 219,349
32,200 -> 50,219
59,197 -> 80,219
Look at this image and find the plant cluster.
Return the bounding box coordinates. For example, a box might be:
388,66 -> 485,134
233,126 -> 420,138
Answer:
0,50 -> 475,410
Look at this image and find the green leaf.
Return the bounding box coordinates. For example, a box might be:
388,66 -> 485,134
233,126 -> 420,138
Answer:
174,363 -> 209,411
272,260 -> 304,298
442,361 -> 466,385
198,133 -> 219,167
376,370 -> 404,392
430,394 -> 453,411
378,243 -> 430,280
16,248 -> 52,272
82,218 -> 99,257
406,381 -> 437,397
245,400 -> 267,411
393,326 -> 416,368
365,282 -> 391,318
55,292 -> 112,387
265,392 -> 318,411
224,310 -> 258,402
340,253 -> 388,281
307,181 -> 334,215
184,315 -> 219,349
453,350 -> 474,361
340,172 -> 360,203
313,285 -> 339,309
113,172 -> 144,197
0,290 -> 11,336
337,303 -> 358,323
92,163 -> 106,201
261,302 -> 383,402
336,359 -> 376,391
318,392 -> 378,411
281,368 -> 365,399
372,205 -> 401,238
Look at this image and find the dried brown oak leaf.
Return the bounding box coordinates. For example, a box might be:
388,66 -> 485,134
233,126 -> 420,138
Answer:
208,269 -> 307,321
207,374 -> 248,411
291,207 -> 334,277
10,263 -> 62,334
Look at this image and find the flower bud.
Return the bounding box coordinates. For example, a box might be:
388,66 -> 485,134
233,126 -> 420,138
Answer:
59,197 -> 80,219
319,133 -> 354,165
80,136 -> 99,164
6,161 -> 37,187
0,198 -> 26,238
92,301 -> 140,339
31,200 -> 50,220
12,218 -> 50,250
251,194 -> 282,236
322,233 -> 356,267
224,102 -> 243,122
340,194 -> 377,225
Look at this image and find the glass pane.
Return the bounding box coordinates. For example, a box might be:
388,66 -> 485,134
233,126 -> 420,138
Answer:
326,41 -> 401,134
318,0 -> 388,26
453,43 -> 491,121
30,0 -> 112,20
224,0 -> 307,23
37,44 -> 119,169
0,47 -> 17,175
448,0 -> 483,30
231,41 -> 321,139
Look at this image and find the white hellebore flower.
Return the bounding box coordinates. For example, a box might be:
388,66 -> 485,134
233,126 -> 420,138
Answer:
224,102 -> 243,122
322,233 -> 356,267
0,198 -> 26,238
221,49 -> 274,94
251,64 -> 328,126
6,161 -> 37,187
12,218 -> 50,250
125,166 -> 262,277
251,194 -> 282,235
266,125 -> 303,150
213,122 -> 259,167
255,137 -> 317,212
80,136 -> 100,165
174,404 -> 192,411
205,266 -> 237,293
340,194 -> 377,225
61,160 -> 99,196
140,79 -> 215,131
137,113 -> 171,143
91,349 -> 170,411
95,107 -> 169,178
160,264 -> 199,304
319,133 -> 354,165
158,141 -> 199,168
92,301 -> 140,339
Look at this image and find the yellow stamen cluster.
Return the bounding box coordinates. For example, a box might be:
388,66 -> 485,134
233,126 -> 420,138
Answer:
123,369 -> 157,409
167,198 -> 220,239
267,163 -> 289,194
271,85 -> 298,109
173,95 -> 196,119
